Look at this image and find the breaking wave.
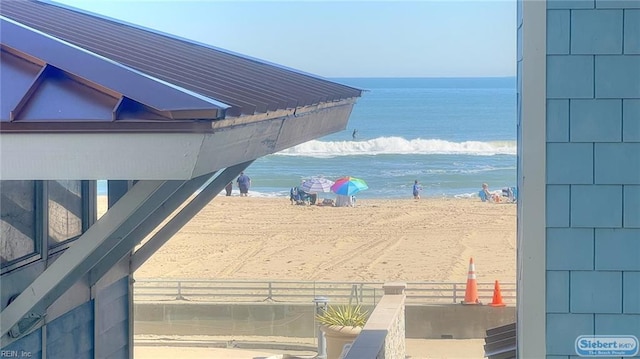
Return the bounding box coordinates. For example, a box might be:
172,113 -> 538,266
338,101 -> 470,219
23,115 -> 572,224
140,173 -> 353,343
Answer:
275,137 -> 516,158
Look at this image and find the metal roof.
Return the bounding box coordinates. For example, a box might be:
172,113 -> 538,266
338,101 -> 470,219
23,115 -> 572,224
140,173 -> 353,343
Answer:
1,17 -> 230,132
0,0 -> 362,118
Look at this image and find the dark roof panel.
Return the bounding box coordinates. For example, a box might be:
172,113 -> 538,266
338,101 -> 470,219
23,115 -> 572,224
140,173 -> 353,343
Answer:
0,1 -> 363,117
1,17 -> 228,131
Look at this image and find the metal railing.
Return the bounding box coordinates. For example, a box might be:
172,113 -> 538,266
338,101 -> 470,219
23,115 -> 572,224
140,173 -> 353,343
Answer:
133,279 -> 516,305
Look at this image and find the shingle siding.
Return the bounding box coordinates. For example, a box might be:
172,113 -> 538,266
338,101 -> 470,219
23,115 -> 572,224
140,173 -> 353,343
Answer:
547,143 -> 593,183
595,56 -> 640,98
548,10 -> 571,54
623,185 -> 640,227
547,314 -> 594,355
570,100 -> 622,142
547,228 -> 594,270
547,56 -> 595,98
594,143 -> 640,184
547,100 -> 570,142
546,1 -> 640,355
547,271 -> 571,312
623,99 -> 640,142
547,185 -> 571,227
596,0 -> 640,8
595,315 -> 640,337
623,272 -> 640,313
571,185 -> 623,227
570,271 -> 622,313
595,228 -> 640,270
624,10 -> 640,54
548,0 -> 595,9
571,10 -> 623,54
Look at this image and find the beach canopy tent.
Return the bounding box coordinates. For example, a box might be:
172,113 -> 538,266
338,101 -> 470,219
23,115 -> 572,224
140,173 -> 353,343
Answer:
0,1 -> 362,356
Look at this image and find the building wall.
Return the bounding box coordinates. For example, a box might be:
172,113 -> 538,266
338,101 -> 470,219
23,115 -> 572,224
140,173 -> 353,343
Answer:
1,181 -> 130,358
1,326 -> 42,358
46,300 -> 94,359
544,0 -> 640,357
95,276 -> 130,359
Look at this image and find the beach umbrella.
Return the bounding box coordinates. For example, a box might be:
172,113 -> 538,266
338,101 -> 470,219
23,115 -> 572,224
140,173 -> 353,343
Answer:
301,177 -> 335,193
330,176 -> 368,196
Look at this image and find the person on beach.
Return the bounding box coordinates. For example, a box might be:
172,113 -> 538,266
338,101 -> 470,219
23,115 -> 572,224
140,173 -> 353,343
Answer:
225,182 -> 233,196
413,180 -> 422,199
352,129 -> 358,139
236,172 -> 251,197
480,183 -> 500,202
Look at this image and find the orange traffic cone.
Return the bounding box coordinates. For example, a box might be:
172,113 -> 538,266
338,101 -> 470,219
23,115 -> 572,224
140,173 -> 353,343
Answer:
462,257 -> 480,305
489,280 -> 506,307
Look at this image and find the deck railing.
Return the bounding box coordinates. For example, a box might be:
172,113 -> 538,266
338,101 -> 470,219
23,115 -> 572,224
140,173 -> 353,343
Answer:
133,279 -> 516,305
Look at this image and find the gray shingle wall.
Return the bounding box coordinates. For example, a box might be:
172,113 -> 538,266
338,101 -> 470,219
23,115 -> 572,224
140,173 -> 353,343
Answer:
545,0 -> 640,357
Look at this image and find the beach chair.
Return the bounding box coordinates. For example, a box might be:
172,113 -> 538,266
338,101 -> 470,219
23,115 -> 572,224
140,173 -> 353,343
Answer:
291,187 -> 315,205
501,187 -> 517,203
290,187 -> 305,205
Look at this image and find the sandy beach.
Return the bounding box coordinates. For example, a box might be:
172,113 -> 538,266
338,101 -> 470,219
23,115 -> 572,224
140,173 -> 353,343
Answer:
131,196 -> 516,284
118,194 -> 515,358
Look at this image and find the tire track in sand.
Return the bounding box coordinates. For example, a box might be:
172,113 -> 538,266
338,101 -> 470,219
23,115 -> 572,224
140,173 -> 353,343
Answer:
308,236 -> 398,281
217,243 -> 265,277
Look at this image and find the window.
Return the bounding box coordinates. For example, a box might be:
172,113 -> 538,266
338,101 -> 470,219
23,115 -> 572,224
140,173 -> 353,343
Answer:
48,180 -> 82,247
1,181 -> 37,267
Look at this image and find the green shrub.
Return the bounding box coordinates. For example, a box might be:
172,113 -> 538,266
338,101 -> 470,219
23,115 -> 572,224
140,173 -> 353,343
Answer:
315,304 -> 368,327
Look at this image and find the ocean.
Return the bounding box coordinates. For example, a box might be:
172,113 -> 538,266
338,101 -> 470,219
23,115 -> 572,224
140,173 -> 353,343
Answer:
98,77 -> 517,199
247,77 -> 517,199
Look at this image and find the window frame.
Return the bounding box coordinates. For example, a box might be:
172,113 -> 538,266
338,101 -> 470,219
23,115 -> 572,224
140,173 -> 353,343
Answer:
1,181 -> 44,274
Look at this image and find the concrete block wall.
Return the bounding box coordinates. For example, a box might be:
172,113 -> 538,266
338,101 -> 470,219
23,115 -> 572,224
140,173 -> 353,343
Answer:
545,0 -> 640,357
344,283 -> 407,359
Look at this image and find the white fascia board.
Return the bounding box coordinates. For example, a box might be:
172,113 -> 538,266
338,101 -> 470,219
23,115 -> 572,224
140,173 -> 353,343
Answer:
517,0 -> 546,357
0,133 -> 205,180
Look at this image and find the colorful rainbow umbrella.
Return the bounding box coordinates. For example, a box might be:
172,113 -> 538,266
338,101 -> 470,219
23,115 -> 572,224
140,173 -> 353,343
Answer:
330,176 -> 368,196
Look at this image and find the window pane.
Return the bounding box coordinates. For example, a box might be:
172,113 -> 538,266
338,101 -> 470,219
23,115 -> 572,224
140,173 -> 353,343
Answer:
48,180 -> 82,246
97,180 -> 107,219
1,181 -> 36,266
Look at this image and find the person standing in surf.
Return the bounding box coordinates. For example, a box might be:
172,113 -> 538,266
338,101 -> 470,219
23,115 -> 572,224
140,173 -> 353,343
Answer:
413,180 -> 422,199
236,172 -> 251,197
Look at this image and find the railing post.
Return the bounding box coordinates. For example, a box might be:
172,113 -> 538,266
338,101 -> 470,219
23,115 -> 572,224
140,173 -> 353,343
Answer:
176,281 -> 184,300
313,296 -> 329,359
453,283 -> 457,304
267,282 -> 273,301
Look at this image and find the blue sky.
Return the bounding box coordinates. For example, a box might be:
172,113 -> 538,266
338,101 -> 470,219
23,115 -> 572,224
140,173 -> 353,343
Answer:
53,1 -> 516,78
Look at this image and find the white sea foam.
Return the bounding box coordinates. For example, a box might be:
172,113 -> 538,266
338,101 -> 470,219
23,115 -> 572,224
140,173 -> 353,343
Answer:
274,137 -> 516,158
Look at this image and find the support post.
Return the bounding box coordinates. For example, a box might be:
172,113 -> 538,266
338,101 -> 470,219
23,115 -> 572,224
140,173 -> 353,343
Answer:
313,296 -> 329,359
